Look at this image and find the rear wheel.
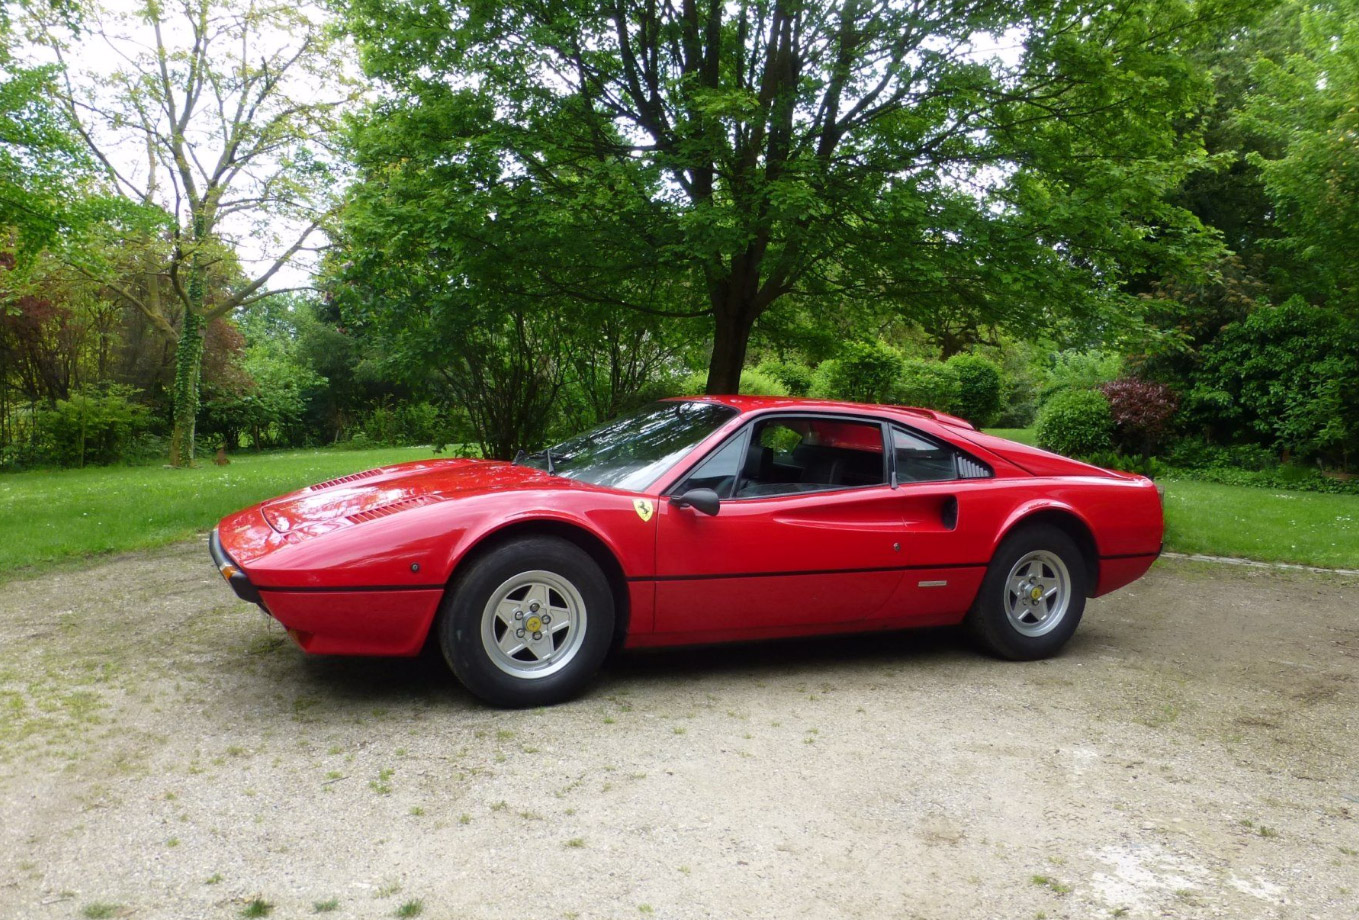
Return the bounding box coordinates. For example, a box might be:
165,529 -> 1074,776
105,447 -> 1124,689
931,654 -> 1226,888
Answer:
966,524 -> 1087,660
439,537 -> 614,707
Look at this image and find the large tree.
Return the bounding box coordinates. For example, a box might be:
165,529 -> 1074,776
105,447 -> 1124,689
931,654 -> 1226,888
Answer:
1243,0 -> 1359,312
344,0 -> 1243,392
36,0 -> 350,464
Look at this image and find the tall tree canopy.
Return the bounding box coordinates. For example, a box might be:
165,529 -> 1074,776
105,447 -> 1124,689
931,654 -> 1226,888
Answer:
35,0 -> 352,464
342,0 -> 1244,393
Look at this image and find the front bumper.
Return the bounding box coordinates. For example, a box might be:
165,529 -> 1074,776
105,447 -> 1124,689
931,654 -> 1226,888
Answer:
209,528 -> 262,605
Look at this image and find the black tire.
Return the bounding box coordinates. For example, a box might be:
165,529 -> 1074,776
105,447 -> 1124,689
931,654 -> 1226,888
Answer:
965,524 -> 1088,660
438,536 -> 614,707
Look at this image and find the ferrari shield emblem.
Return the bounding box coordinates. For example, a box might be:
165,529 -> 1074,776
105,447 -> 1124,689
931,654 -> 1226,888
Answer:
633,499 -> 654,522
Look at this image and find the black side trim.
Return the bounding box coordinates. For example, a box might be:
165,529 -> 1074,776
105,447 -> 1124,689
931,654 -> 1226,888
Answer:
208,529 -> 262,605
628,562 -> 987,583
1100,552 -> 1160,561
254,583 -> 446,594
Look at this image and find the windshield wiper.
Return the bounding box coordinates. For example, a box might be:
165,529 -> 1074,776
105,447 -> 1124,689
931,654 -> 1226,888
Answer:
523,448 -> 560,474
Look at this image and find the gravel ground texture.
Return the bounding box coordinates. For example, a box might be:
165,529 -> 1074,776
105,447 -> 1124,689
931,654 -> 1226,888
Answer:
1,540 -> 1357,920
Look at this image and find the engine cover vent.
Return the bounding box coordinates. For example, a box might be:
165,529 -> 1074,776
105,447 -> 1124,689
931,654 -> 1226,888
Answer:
310,468 -> 384,491
345,495 -> 437,524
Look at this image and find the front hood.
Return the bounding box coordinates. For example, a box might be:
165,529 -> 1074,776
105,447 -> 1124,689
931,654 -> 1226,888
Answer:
260,458 -> 562,535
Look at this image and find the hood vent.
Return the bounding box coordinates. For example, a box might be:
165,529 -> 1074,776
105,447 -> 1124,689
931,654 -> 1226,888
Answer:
310,468 -> 384,491
345,495 -> 437,524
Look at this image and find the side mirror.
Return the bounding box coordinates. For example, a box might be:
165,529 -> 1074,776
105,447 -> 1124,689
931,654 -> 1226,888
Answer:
671,488 -> 721,516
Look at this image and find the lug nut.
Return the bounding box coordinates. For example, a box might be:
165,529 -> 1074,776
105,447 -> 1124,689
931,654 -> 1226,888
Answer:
529,601 -> 540,612
532,631 -> 543,641
515,628 -> 525,638
514,610 -> 523,620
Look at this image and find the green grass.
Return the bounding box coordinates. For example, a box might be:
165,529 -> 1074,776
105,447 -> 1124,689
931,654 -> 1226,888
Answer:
0,446 -> 438,579
1161,478 -> 1359,569
985,427 -> 1039,446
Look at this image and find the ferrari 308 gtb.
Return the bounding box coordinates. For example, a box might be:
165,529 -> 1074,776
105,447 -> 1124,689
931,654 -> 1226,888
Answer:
210,397 -> 1163,707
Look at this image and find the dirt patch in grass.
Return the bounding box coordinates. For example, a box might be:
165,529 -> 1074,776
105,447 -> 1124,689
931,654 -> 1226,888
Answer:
2,544 -> 1357,919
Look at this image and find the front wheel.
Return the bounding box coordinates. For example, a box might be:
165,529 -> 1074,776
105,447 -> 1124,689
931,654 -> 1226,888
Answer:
965,524 -> 1087,660
439,537 -> 614,707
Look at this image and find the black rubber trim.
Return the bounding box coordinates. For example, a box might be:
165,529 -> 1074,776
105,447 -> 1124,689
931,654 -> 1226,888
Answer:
628,562 -> 987,583
1099,552 -> 1160,561
254,583 -> 445,593
209,529 -> 262,605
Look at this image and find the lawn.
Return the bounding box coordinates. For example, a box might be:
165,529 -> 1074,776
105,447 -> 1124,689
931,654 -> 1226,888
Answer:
0,447 -> 441,578
984,427 -> 1039,446
1159,478 -> 1359,570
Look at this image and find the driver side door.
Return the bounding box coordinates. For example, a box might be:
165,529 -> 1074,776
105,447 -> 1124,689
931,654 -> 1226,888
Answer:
651,414 -> 907,640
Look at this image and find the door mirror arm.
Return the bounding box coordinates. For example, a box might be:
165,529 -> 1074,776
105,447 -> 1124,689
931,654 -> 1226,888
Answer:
670,488 -> 721,516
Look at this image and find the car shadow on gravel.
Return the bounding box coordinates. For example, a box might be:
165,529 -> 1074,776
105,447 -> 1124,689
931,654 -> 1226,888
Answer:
258,625 -> 979,708
602,626 -> 973,688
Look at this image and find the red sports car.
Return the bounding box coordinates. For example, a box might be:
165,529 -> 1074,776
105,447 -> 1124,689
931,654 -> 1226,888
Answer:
210,397 -> 1163,707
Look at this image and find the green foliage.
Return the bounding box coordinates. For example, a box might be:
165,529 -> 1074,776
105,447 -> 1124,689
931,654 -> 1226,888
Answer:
1036,389 -> 1114,458
355,402 -> 467,448
754,359 -> 815,397
1188,298 -> 1359,466
1166,463 -> 1359,496
735,369 -> 790,398
1242,1 -> 1359,305
944,354 -> 1004,426
807,341 -> 905,404
28,386 -> 152,469
1043,349 -> 1124,400
675,369 -> 789,397
895,360 -> 962,413
341,0 -> 1233,392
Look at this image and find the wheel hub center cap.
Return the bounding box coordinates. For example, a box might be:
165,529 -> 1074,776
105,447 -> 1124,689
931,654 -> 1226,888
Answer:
1030,586 -> 1043,602
525,615 -> 543,633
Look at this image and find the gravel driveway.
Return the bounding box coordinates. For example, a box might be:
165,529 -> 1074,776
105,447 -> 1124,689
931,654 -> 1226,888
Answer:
2,540 -> 1357,919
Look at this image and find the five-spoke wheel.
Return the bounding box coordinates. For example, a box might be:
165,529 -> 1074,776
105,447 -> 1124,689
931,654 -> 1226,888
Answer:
439,537 -> 614,707
966,524 -> 1087,660
481,571 -> 587,678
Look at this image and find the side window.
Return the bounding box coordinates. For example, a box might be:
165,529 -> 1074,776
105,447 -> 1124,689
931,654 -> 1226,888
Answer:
675,435 -> 745,497
892,427 -> 991,483
735,417 -> 886,498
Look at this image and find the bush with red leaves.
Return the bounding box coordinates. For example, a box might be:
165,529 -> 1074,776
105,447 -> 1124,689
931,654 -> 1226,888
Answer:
1100,378 -> 1179,458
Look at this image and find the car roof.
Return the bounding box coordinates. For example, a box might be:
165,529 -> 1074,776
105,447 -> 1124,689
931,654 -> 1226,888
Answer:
663,395 -> 977,433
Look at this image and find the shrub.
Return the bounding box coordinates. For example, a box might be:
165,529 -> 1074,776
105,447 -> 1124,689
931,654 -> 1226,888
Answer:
896,359 -> 961,412
736,368 -> 790,397
357,401 -> 459,446
944,354 -> 1004,426
1165,437 -> 1276,472
754,359 -> 815,396
1188,298 -> 1359,467
674,368 -> 790,397
33,386 -> 153,468
806,341 -> 905,403
1042,349 -> 1123,402
1100,378 -> 1179,458
1036,389 -> 1113,458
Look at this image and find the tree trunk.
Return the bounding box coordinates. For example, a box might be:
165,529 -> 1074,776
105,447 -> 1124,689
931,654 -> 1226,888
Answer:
168,307 -> 205,467
705,290 -> 759,395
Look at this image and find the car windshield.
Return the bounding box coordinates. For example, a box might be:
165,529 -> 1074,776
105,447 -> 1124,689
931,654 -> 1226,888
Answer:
522,400 -> 738,491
